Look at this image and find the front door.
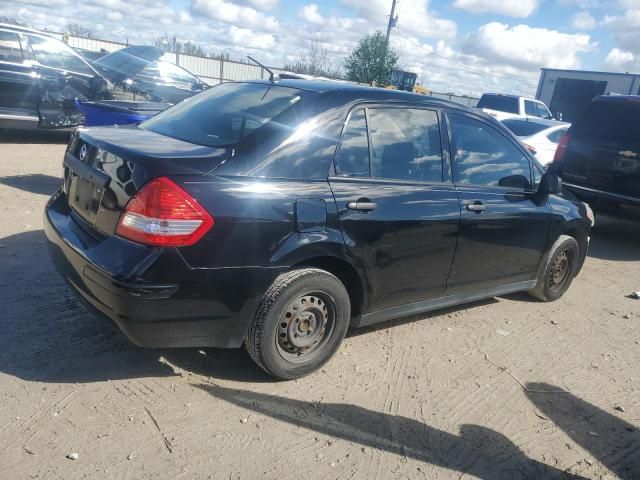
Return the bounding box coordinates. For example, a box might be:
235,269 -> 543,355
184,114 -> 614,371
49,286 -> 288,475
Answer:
445,112 -> 551,294
329,105 -> 461,313
0,30 -> 39,118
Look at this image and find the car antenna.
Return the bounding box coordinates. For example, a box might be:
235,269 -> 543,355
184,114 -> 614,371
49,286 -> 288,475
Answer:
247,56 -> 274,83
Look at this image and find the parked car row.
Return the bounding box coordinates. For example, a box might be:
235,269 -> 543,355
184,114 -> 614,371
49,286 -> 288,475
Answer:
0,23 -> 206,130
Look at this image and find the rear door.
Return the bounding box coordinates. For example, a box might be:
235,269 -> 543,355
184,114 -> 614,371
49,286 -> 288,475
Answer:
445,111 -> 551,294
329,104 -> 461,312
561,100 -> 640,199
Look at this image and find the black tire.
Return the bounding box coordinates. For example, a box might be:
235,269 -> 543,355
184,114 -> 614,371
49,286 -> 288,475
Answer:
245,268 -> 351,380
528,235 -> 580,302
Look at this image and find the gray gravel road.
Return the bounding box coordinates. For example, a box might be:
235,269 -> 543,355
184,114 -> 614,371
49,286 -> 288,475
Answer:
0,131 -> 639,479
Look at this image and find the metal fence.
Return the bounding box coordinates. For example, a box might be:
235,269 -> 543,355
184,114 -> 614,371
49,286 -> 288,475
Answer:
63,34 -> 478,106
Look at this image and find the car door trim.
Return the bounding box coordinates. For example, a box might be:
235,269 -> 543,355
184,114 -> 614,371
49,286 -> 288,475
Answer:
355,280 -> 536,327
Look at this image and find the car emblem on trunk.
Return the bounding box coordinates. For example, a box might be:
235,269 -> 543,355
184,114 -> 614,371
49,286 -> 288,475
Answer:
79,144 -> 87,161
619,150 -> 637,158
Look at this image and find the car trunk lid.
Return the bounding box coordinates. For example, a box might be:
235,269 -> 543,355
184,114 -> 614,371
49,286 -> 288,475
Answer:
63,125 -> 230,236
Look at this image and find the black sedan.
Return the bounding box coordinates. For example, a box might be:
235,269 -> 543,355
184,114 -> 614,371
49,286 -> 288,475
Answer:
45,80 -> 593,379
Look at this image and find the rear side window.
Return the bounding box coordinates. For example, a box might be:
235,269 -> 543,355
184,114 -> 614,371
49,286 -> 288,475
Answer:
0,31 -> 22,63
335,109 -> 369,177
143,82 -> 304,147
367,108 -> 443,182
477,94 -> 519,114
572,101 -> 640,145
450,114 -> 532,189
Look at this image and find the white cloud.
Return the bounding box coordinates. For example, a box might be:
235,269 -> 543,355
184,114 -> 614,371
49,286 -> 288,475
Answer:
341,0 -> 457,39
235,0 -> 278,10
604,9 -> 640,59
572,11 -> 596,29
453,0 -> 538,18
191,0 -> 279,32
228,25 -> 274,49
299,4 -> 324,25
604,48 -> 638,72
465,22 -> 595,70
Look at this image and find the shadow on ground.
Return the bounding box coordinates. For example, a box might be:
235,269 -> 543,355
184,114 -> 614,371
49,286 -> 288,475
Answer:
0,229 -> 270,384
0,129 -> 70,144
527,382 -> 640,479
588,214 -> 640,262
201,384 -> 589,480
0,174 -> 62,196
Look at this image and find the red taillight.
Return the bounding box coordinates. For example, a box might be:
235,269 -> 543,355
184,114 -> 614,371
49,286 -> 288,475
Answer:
553,133 -> 571,163
115,177 -> 214,247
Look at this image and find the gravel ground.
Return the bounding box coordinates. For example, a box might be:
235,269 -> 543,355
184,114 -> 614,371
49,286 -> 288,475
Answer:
0,131 -> 639,480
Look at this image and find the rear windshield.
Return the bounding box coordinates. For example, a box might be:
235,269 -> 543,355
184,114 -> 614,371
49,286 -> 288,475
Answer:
142,82 -> 304,147
502,119 -> 548,137
572,100 -> 640,145
477,94 -> 519,114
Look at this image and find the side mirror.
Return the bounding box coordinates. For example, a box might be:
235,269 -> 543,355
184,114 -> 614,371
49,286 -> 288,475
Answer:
538,172 -> 562,195
498,174 -> 531,190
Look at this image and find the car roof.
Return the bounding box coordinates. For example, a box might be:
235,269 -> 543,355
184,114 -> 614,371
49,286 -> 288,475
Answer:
241,79 -> 472,111
502,118 -> 570,128
594,94 -> 640,104
0,23 -> 57,37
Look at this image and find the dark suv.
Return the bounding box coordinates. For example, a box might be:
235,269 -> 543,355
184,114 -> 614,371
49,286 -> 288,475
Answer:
44,80 -> 593,379
552,95 -> 640,213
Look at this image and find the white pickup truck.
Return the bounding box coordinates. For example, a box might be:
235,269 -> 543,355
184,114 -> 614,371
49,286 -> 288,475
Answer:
477,93 -> 554,121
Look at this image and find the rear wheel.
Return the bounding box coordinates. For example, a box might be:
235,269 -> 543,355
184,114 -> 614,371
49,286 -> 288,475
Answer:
246,268 -> 350,380
529,235 -> 579,302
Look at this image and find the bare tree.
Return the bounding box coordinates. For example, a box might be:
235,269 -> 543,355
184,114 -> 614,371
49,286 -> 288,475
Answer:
66,23 -> 93,38
284,40 -> 342,79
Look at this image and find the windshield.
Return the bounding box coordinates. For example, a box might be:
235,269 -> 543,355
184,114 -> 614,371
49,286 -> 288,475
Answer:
502,119 -> 548,137
477,94 -> 519,114
95,49 -> 200,87
142,82 -> 304,147
27,35 -> 95,76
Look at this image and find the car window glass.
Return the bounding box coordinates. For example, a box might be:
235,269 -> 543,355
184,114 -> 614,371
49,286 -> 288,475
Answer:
143,82 -> 304,147
477,95 -> 518,114
502,119 -> 548,136
573,101 -> 640,145
450,114 -> 532,189
547,128 -> 567,143
367,108 -> 443,182
27,35 -> 94,75
335,109 -> 370,177
536,103 -> 551,119
525,100 -> 538,117
0,31 -> 23,63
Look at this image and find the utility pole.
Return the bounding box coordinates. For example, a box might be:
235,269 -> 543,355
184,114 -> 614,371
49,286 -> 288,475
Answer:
385,0 -> 398,50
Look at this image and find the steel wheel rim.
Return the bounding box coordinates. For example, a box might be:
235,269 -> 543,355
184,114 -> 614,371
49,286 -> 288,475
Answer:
276,292 -> 336,363
549,250 -> 571,294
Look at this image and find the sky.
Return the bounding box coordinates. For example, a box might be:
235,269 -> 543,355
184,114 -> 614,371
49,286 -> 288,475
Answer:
3,0 -> 640,96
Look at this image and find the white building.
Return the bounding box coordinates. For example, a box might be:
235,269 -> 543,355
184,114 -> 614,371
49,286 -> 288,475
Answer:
535,68 -> 640,122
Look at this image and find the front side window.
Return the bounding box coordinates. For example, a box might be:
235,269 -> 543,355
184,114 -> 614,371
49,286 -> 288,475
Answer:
450,114 -> 532,189
335,109 -> 370,177
27,35 -> 94,75
0,31 -> 23,63
367,108 -> 443,182
142,82 -> 304,147
536,102 -> 551,119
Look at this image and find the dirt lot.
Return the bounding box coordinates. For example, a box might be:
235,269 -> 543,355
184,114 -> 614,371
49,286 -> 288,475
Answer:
0,131 -> 639,480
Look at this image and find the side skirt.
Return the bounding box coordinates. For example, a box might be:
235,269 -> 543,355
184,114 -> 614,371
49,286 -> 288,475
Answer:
355,280 -> 536,328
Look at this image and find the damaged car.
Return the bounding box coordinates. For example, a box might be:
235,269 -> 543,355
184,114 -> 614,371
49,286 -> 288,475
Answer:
0,23 -> 112,129
0,24 -> 207,129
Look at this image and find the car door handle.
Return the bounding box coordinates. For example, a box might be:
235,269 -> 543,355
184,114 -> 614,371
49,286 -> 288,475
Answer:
347,201 -> 378,212
466,201 -> 486,213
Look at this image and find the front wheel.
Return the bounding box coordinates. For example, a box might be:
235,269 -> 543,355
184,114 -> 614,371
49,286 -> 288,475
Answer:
245,268 -> 351,380
528,235 -> 580,302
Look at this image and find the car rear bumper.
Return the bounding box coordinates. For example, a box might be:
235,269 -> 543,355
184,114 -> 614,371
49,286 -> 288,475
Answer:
44,190 -> 284,348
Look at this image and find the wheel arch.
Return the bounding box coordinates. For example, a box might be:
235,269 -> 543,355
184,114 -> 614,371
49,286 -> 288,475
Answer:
563,220 -> 589,274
